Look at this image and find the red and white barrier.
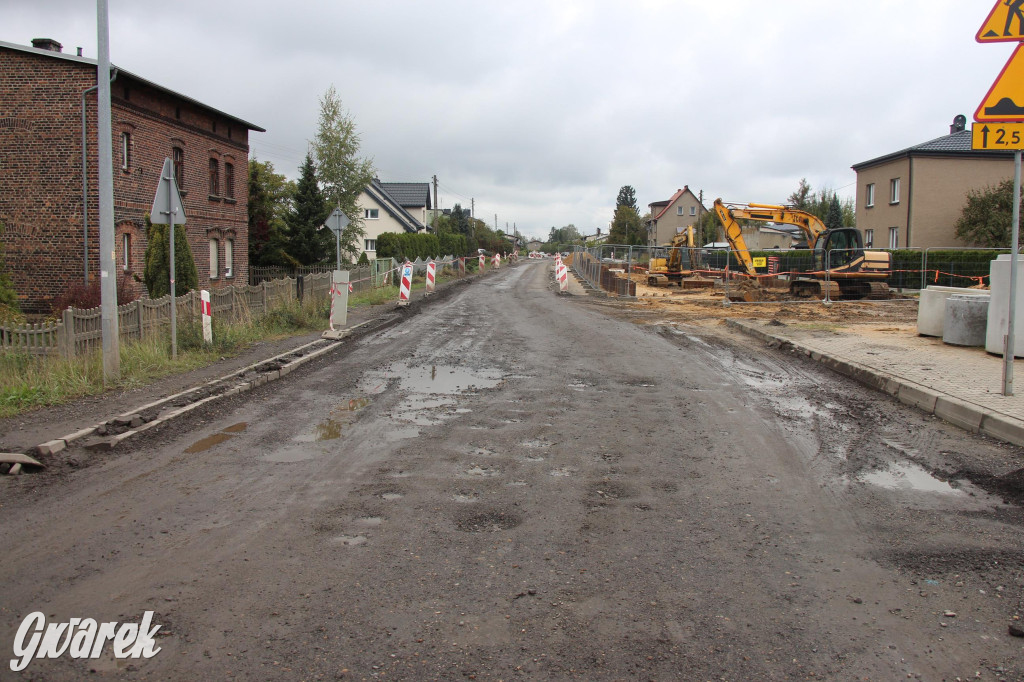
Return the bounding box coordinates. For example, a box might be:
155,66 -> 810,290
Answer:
556,260 -> 569,292
425,260 -> 436,294
398,261 -> 413,305
492,253 -> 501,269
479,253 -> 485,271
200,289 -> 212,344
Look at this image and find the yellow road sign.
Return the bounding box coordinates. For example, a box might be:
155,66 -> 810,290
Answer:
976,44 -> 1024,122
752,257 -> 766,268
978,0 -> 1024,42
972,122 -> 1024,149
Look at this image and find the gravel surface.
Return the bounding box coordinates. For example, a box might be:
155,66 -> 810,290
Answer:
1,261 -> 1022,680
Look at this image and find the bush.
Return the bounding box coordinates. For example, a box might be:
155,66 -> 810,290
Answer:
144,219 -> 199,298
50,272 -> 137,316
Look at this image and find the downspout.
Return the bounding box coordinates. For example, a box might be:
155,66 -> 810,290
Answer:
906,156 -> 914,248
81,67 -> 117,283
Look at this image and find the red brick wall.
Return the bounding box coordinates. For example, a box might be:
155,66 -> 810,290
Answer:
0,45 -> 253,315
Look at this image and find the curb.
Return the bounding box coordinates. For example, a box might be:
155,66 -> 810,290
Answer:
726,319 -> 1024,448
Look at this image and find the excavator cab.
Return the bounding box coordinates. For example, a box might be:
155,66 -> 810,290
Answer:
813,228 -> 864,272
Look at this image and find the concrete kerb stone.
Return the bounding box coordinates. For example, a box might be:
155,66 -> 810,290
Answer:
934,395 -> 985,433
980,413 -> 1024,445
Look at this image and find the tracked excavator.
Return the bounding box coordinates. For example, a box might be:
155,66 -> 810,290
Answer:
712,199 -> 891,300
646,226 -> 703,287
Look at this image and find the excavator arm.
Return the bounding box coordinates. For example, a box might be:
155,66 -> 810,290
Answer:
711,200 -> 759,276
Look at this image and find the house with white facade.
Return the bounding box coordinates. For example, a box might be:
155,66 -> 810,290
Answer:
355,180 -> 431,260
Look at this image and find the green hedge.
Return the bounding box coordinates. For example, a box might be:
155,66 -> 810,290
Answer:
376,232 -> 470,261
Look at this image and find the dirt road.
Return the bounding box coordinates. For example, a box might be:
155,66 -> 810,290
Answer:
2,261 -> 1022,680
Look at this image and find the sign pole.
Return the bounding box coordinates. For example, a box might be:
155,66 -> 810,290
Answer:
1004,150 -> 1021,395
168,172 -> 177,360
97,0 -> 120,382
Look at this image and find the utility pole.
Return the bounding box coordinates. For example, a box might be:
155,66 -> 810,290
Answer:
97,0 -> 119,382
432,175 -> 438,222
494,214 -> 498,232
471,198 -> 474,220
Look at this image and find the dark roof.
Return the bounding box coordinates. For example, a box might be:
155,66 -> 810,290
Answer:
365,180 -> 426,233
379,182 -> 431,209
851,128 -> 1012,170
0,39 -> 264,132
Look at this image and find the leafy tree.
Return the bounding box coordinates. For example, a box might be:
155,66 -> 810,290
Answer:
955,178 -> 1021,247
0,222 -> 21,321
311,85 -> 375,259
788,178 -> 812,210
609,205 -> 644,245
548,224 -> 581,245
285,154 -> 331,265
248,159 -> 294,266
616,185 -> 638,212
143,216 -> 199,299
448,204 -> 473,239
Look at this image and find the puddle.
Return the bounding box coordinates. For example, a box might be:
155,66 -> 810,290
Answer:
362,362 -> 504,396
309,397 -> 372,441
354,516 -> 384,527
452,493 -> 479,503
223,422 -> 248,433
185,432 -> 235,454
380,493 -> 403,501
859,461 -> 963,494
263,448 -> 315,463
330,535 -> 368,546
549,467 -> 574,477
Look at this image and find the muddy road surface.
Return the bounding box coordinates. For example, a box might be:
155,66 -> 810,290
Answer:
2,261 -> 1022,680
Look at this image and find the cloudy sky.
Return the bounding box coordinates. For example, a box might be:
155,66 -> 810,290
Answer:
3,0 -> 1011,240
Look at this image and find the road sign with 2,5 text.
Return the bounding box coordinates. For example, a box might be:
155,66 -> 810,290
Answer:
972,122 -> 1024,149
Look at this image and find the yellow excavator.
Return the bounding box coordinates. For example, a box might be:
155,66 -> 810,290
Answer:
712,199 -> 891,299
646,226 -> 702,287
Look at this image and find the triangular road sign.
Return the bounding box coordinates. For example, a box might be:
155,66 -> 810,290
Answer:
978,0 -> 1024,42
150,157 -> 186,224
976,43 -> 1024,122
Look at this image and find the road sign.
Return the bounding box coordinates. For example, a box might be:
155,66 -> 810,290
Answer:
322,208 -> 350,235
972,122 -> 1024,149
150,158 -> 185,224
976,44 -> 1024,122
978,0 -> 1024,43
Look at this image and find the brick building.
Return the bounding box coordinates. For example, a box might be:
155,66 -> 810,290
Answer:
0,38 -> 263,314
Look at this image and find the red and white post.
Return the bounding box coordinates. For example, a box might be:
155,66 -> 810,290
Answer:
556,259 -> 569,292
398,261 -> 413,306
479,253 -> 485,271
200,289 -> 212,344
329,270 -> 350,330
425,260 -> 436,294
492,253 -> 501,269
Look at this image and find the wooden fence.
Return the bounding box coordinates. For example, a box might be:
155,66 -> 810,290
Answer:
1,277 -> 300,359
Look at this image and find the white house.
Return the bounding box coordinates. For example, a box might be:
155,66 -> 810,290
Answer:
354,180 -> 431,260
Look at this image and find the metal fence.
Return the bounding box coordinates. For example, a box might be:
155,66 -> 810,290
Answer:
572,243 -> 1011,303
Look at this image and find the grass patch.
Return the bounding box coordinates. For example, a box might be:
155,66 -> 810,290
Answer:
0,298 -> 330,418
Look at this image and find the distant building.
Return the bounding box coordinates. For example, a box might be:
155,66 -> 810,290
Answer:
646,186 -> 706,246
851,115 -> 1014,249
0,37 -> 263,314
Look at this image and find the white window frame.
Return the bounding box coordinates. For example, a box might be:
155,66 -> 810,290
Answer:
364,238 -> 377,252
224,239 -> 233,278
364,208 -> 379,219
690,206 -> 696,216
864,229 -> 874,248
209,238 -> 219,279
122,233 -> 130,270
676,206 -> 683,216
888,227 -> 899,249
865,183 -> 875,208
120,132 -> 130,171
889,178 -> 900,205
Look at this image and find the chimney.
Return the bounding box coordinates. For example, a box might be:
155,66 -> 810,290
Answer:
31,38 -> 63,52
77,47 -> 83,57
950,114 -> 967,134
